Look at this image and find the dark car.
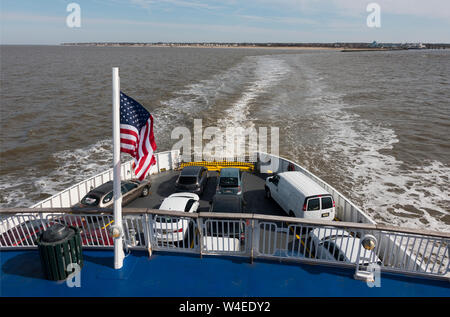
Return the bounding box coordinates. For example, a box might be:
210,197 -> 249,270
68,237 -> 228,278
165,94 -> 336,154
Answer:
175,166 -> 208,195
216,168 -> 242,196
207,194 -> 245,241
75,179 -> 151,208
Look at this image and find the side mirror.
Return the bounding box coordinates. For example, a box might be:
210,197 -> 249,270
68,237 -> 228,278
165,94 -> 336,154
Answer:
268,177 -> 273,183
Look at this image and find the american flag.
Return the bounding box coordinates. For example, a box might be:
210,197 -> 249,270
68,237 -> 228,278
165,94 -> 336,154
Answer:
120,92 -> 157,180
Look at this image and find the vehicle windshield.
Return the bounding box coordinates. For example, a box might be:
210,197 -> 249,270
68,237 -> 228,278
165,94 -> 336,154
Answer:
219,177 -> 238,187
81,194 -> 99,206
178,176 -> 197,185
184,199 -> 196,212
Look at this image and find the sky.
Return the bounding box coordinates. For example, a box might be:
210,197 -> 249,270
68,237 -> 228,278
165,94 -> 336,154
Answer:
1,0 -> 449,44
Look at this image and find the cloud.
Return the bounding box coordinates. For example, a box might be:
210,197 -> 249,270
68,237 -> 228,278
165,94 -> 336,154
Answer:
129,0 -> 223,10
237,14 -> 318,26
219,0 -> 450,20
0,12 -> 64,23
2,0 -> 449,43
310,0 -> 450,20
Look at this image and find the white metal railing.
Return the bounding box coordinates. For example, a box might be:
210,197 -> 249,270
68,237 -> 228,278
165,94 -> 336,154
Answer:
30,150 -> 180,209
1,209 -> 448,280
30,160 -> 134,209
148,214 -> 198,253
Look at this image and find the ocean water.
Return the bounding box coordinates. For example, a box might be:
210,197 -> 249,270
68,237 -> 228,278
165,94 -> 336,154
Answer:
0,45 -> 449,231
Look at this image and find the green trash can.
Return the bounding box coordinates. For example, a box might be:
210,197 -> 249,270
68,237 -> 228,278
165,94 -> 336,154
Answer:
37,223 -> 83,281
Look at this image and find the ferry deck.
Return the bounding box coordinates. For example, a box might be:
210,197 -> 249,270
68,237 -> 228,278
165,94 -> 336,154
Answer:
127,169 -> 284,215
1,154 -> 449,297
2,248 -> 449,297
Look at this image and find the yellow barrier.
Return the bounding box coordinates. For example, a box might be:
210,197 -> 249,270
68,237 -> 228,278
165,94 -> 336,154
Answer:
179,161 -> 255,172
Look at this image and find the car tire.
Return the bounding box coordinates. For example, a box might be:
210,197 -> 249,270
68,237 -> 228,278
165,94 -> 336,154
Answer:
265,187 -> 271,199
141,186 -> 150,197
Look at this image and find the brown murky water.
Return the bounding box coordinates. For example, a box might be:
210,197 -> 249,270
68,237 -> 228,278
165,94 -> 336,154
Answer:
0,45 -> 449,231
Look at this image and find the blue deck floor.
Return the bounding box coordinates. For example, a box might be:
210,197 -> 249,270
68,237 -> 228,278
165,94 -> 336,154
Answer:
1,249 -> 449,297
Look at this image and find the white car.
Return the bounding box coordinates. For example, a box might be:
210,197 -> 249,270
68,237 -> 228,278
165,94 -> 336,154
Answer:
153,193 -> 200,243
202,236 -> 241,252
308,228 -> 382,265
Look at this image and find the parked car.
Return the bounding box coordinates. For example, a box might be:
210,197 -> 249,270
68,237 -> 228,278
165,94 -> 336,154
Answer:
153,192 -> 200,243
75,179 -> 151,208
265,171 -> 335,221
216,167 -> 242,196
308,228 -> 382,265
175,166 -> 208,195
206,194 -> 245,242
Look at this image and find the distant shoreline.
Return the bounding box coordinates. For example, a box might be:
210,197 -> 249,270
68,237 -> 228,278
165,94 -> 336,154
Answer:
138,44 -> 342,50
60,42 -> 450,50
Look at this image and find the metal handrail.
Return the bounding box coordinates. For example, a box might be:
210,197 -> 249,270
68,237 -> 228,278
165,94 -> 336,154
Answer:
1,208 -> 448,239
1,208 -> 448,280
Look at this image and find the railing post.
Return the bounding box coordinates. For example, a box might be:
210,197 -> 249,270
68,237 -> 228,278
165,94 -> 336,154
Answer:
250,219 -> 255,264
143,214 -> 152,257
197,217 -> 204,258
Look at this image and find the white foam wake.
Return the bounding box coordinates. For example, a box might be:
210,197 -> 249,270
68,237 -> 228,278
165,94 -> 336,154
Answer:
0,139 -> 115,207
213,56 -> 290,158
217,56 -> 290,129
293,62 -> 450,232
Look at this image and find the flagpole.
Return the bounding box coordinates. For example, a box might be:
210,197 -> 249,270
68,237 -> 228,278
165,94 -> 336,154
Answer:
112,67 -> 124,269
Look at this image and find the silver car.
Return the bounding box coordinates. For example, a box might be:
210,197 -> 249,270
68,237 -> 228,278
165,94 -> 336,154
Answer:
76,179 -> 151,208
308,227 -> 382,265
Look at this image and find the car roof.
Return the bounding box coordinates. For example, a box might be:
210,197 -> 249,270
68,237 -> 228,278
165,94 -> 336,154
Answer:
168,192 -> 200,200
160,196 -> 193,211
88,180 -> 136,195
211,194 -> 242,213
278,172 -> 330,197
180,165 -> 203,176
89,181 -> 114,195
219,168 -> 240,178
310,228 -> 352,241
